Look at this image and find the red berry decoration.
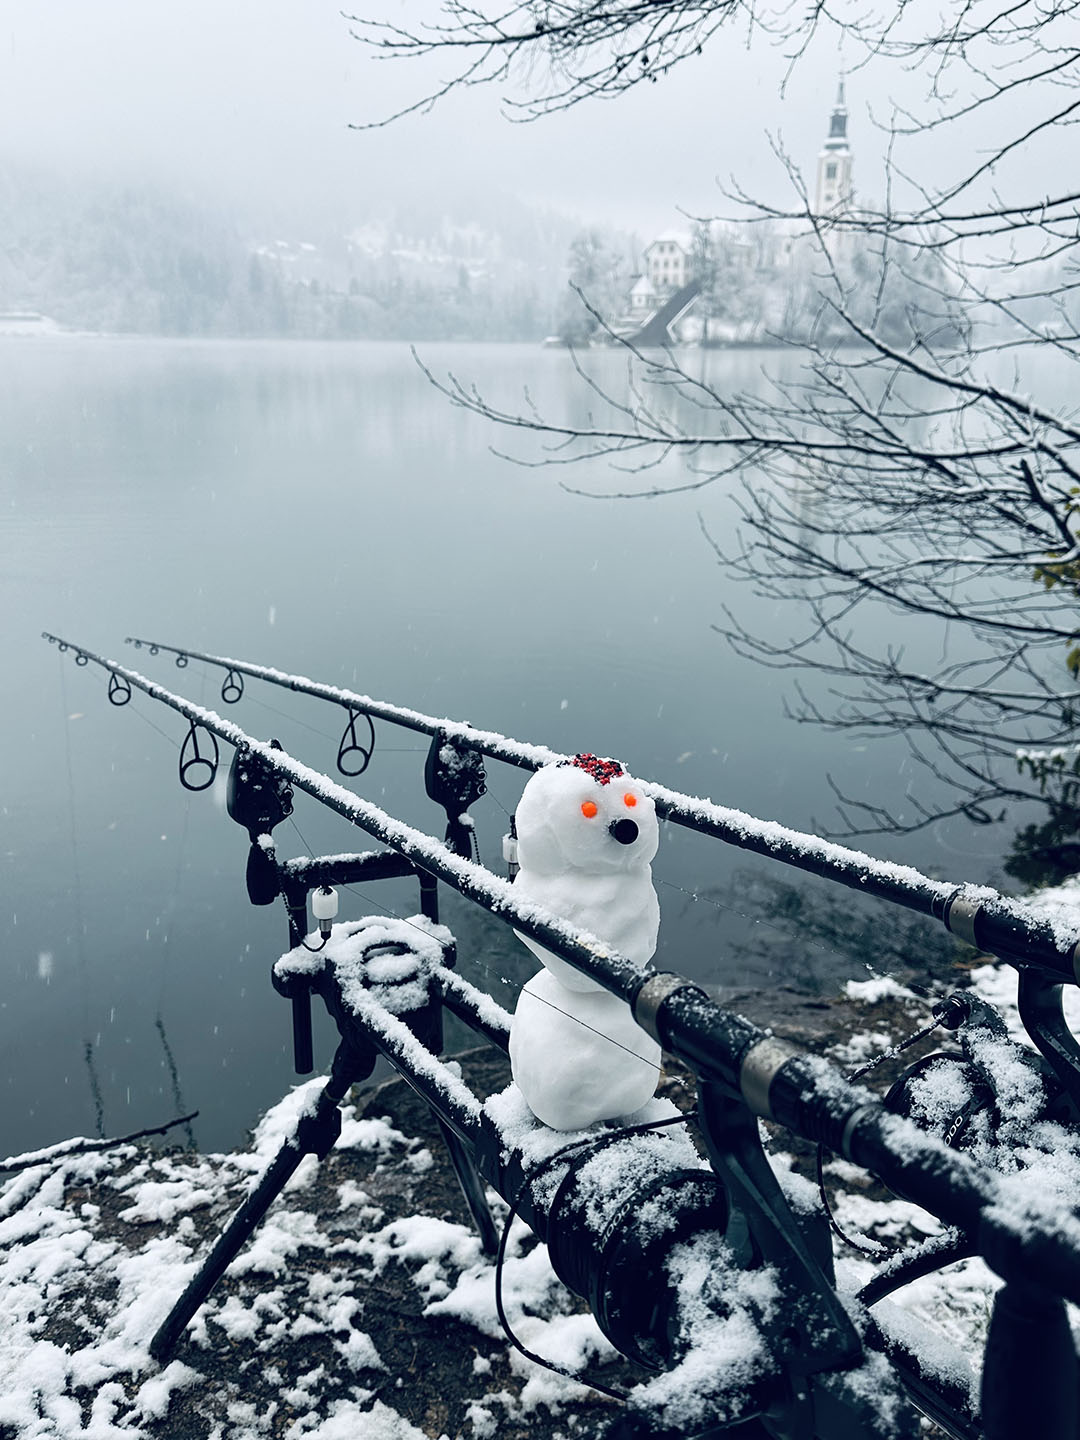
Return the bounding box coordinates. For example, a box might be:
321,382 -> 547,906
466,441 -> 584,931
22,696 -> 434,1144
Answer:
565,752 -> 624,786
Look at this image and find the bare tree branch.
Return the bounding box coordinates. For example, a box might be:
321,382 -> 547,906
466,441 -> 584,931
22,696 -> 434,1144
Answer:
360,0 -> 1080,863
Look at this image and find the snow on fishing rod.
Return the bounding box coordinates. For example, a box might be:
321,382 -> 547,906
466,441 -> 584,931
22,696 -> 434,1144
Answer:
122,633 -> 1080,980
43,631 -> 645,999
42,629 -> 1080,1313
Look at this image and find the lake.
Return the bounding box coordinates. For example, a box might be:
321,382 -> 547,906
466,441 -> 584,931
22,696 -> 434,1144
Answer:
0,336 -> 1013,1154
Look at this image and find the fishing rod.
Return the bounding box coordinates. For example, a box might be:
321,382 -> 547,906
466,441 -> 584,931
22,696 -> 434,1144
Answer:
121,634 -> 1080,981
40,630 -> 1080,1256
47,631 -> 1080,1437
43,633 -> 645,997
54,629 -> 1080,1130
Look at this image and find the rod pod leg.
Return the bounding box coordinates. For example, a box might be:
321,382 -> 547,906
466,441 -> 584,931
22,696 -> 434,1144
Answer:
149,1044 -> 369,1362
981,1280 -> 1078,1440
436,1116 -> 498,1254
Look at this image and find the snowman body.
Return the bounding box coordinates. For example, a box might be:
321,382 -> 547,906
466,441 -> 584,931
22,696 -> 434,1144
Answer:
509,967 -> 661,1130
509,755 -> 662,1129
513,866 -> 659,993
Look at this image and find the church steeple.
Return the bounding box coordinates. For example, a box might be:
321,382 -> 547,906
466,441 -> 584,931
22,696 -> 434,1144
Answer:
815,79 -> 854,215
828,79 -> 848,142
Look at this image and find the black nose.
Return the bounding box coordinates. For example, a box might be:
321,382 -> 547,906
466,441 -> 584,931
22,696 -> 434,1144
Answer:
609,818 -> 638,845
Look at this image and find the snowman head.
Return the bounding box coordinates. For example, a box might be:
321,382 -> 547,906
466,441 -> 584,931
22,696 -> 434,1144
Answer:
515,754 -> 659,875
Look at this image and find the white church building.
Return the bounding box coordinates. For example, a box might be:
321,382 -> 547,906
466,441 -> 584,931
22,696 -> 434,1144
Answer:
815,80 -> 854,216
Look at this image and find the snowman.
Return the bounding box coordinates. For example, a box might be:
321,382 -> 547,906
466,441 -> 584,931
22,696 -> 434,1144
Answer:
508,754 -> 662,1130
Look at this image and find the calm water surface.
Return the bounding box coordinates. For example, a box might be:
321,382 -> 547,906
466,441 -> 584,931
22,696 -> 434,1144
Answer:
0,337 -> 1009,1153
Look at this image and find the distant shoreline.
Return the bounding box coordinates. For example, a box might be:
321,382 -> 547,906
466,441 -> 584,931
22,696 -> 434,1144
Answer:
0,328 -> 851,353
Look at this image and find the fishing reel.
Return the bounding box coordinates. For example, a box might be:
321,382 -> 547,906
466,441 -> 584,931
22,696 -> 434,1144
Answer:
884,989 -> 1074,1156
546,1151 -> 739,1374
534,1081 -> 902,1439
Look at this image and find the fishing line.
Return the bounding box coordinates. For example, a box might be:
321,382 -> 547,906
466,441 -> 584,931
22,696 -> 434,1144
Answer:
282,816 -> 333,953
494,973 -> 662,1071
151,666 -> 206,1151
239,689 -> 342,745
229,686 -> 425,753
110,675 -> 202,1145
57,656 -> 106,1139
126,695 -> 184,752
288,814 -> 317,859
452,938 -> 661,1071
655,874 -> 845,967
483,784 -> 514,820
328,879 -> 662,1072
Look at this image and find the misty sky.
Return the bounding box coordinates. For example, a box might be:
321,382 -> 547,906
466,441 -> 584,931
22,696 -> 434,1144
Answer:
0,1 -> 890,239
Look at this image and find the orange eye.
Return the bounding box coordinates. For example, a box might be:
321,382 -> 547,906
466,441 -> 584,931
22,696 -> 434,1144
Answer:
581,801 -> 598,819
623,793 -> 638,808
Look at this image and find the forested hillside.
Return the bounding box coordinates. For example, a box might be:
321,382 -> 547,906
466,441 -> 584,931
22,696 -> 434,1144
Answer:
0,163 -> 577,340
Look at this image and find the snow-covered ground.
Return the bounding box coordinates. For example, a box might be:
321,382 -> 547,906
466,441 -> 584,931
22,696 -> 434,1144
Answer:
0,958 -> 1076,1439
0,1054 -> 635,1440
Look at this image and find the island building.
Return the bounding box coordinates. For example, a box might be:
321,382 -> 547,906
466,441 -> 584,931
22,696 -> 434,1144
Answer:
626,233 -> 693,315
620,82 -> 854,338
644,233 -> 693,294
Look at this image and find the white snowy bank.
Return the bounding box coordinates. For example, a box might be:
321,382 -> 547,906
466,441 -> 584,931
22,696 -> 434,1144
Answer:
2,948 -> 1078,1439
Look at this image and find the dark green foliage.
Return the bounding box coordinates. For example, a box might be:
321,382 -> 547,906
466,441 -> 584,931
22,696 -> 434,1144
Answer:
1005,808 -> 1080,890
